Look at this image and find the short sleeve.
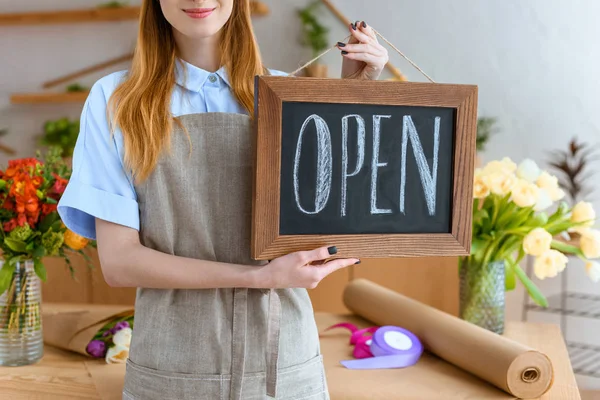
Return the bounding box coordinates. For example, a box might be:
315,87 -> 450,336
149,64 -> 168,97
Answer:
57,75 -> 139,240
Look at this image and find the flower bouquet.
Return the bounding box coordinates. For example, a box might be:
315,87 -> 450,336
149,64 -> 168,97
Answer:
42,303 -> 134,363
462,157 -> 599,333
87,316 -> 133,364
0,147 -> 95,366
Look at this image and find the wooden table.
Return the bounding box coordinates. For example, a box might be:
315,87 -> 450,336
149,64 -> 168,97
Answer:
0,314 -> 581,399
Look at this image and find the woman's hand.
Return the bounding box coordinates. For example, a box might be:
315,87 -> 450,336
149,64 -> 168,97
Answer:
339,21 -> 389,80
257,246 -> 360,289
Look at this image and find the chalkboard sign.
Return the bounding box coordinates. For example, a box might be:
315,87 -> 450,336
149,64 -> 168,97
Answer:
252,77 -> 477,260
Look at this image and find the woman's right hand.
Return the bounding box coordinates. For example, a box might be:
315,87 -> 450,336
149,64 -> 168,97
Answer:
257,246 -> 360,289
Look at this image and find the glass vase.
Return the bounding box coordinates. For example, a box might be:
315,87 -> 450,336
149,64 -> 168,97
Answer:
459,257 -> 505,334
0,259 -> 43,366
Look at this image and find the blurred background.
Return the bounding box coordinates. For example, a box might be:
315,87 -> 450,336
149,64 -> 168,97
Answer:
1,0 -> 599,397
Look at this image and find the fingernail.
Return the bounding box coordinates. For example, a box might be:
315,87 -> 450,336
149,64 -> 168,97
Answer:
341,50 -> 348,55
362,21 -> 367,28
337,41 -> 346,47
328,246 -> 337,255
351,22 -> 356,30
355,260 -> 361,265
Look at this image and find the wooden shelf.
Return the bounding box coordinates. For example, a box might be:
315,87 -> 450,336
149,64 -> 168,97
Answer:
11,91 -> 89,104
0,2 -> 269,26
0,6 -> 140,26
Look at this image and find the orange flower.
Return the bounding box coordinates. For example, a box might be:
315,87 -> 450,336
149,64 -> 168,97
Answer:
24,198 -> 38,213
64,229 -> 89,250
31,176 -> 43,188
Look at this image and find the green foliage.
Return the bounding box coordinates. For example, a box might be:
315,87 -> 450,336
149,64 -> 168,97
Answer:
97,1 -> 128,8
39,118 -> 80,158
476,117 -> 497,152
66,83 -> 88,93
297,1 -> 329,58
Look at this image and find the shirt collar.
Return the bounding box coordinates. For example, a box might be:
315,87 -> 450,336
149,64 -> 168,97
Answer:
175,58 -> 231,92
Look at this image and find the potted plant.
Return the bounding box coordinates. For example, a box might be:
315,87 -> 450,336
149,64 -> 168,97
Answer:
462,157 -> 599,334
297,0 -> 329,78
475,117 -> 497,167
38,118 -> 80,163
0,147 -> 95,366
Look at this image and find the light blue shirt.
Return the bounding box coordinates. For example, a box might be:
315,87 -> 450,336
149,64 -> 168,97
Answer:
57,60 -> 287,240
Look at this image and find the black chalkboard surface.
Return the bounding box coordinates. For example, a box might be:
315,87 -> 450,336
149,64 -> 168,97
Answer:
279,102 -> 455,235
251,76 -> 477,260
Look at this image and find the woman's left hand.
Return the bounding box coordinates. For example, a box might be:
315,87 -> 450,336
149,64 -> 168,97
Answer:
339,21 -> 389,80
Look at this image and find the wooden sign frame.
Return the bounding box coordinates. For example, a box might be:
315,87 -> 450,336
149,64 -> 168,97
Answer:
251,76 -> 477,260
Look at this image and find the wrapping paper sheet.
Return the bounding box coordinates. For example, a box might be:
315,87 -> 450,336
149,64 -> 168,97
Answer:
42,303 -> 134,357
337,279 -> 554,399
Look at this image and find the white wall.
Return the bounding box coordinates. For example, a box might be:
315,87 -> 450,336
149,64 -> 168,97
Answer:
1,0 -> 599,389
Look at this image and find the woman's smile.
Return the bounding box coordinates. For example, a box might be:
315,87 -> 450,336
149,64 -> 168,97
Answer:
182,7 -> 216,19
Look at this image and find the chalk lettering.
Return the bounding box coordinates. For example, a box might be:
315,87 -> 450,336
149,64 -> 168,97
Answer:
341,114 -> 366,217
293,114 -> 333,214
371,115 -> 393,214
399,115 -> 440,215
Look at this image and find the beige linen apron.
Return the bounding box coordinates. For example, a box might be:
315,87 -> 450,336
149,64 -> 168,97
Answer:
121,113 -> 329,400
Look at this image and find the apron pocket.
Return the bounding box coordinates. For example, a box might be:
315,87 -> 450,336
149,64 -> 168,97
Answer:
235,354 -> 328,400
124,358 -> 223,400
276,354 -> 328,400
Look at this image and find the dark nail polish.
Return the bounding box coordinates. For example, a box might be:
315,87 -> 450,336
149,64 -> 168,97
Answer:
328,246 -> 337,255
337,41 -> 346,47
362,21 -> 367,28
355,260 -> 361,265
351,23 -> 356,30
341,50 -> 348,55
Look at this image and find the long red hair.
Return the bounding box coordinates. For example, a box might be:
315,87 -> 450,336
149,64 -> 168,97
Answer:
108,0 -> 266,184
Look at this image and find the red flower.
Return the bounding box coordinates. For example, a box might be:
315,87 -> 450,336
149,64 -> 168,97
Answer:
17,213 -> 27,227
42,203 -> 57,216
27,213 -> 39,227
3,219 -> 17,232
3,199 -> 14,211
52,173 -> 68,195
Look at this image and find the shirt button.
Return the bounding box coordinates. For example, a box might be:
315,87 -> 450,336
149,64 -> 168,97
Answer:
208,75 -> 217,83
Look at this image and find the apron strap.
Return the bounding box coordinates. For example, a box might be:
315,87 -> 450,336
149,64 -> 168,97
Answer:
266,289 -> 281,397
230,288 -> 248,400
230,288 -> 281,399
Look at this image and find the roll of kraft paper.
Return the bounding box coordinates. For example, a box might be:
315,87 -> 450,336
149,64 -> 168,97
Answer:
341,326 -> 424,370
343,279 -> 554,399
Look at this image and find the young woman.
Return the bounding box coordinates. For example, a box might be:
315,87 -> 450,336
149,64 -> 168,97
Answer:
58,1 -> 388,399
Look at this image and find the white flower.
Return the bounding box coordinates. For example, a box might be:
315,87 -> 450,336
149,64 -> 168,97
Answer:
523,228 -> 553,256
533,249 -> 568,280
511,179 -> 539,208
534,188 -> 553,211
106,344 -> 129,364
571,201 -> 596,228
113,327 -> 132,349
516,159 -> 541,182
536,172 -> 565,201
585,261 -> 600,283
473,174 -> 490,198
580,229 -> 600,259
482,157 -> 517,175
484,171 -> 517,196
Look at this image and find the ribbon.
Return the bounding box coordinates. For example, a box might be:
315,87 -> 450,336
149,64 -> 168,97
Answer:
323,323 -> 423,369
323,322 -> 379,358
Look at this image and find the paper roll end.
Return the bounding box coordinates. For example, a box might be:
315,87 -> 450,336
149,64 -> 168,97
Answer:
507,351 -> 554,399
